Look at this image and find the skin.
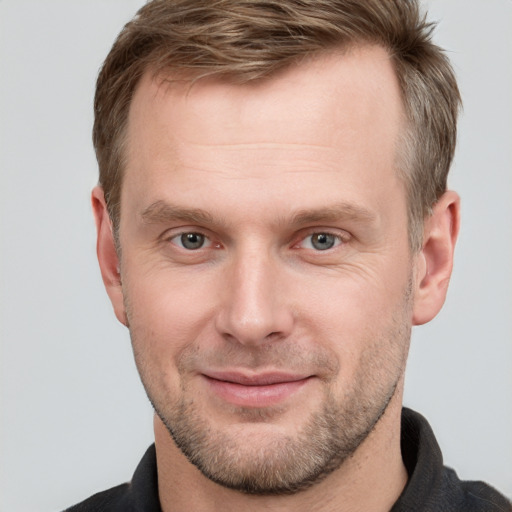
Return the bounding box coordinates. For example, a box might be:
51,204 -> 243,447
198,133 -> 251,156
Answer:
94,46 -> 460,512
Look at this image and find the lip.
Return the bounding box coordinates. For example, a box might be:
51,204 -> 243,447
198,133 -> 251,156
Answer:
202,371 -> 312,407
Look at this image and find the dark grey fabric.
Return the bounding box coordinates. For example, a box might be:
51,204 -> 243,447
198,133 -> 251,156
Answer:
64,445 -> 160,512
65,408 -> 511,511
391,409 -> 511,511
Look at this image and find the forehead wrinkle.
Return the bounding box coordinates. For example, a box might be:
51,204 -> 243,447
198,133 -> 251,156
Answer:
170,142 -> 355,181
173,141 -> 344,170
182,141 -> 339,151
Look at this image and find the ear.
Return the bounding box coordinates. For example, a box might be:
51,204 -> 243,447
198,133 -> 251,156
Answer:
92,186 -> 128,327
412,190 -> 460,326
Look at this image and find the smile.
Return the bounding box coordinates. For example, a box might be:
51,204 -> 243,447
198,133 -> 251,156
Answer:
202,371 -> 312,407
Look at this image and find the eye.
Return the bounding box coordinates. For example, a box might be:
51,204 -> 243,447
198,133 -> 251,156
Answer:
171,232 -> 211,250
300,232 -> 342,251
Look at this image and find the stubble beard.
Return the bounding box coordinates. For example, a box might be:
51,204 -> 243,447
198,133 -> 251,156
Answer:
154,376 -> 401,495
128,284 -> 413,496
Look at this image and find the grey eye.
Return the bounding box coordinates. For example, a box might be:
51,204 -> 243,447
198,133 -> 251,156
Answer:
310,233 -> 337,250
180,232 -> 206,250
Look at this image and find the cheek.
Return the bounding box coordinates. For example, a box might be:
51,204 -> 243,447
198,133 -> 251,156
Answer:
294,262 -> 412,368
298,262 -> 409,327
123,267 -> 219,370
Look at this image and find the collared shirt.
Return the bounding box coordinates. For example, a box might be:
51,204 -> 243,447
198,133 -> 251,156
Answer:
65,408 -> 511,511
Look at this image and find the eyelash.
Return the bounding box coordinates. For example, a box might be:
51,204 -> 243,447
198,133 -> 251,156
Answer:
296,231 -> 346,251
168,232 -> 216,250
166,230 -> 347,252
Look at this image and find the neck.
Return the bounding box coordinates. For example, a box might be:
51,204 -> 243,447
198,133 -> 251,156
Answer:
155,391 -> 407,512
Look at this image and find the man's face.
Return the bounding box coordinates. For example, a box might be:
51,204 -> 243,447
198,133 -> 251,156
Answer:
114,46 -> 417,493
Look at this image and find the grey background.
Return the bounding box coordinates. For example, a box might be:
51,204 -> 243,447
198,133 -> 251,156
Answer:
1,1 -> 510,510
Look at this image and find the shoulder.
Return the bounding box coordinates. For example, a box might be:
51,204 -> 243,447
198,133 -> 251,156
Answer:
64,445 -> 161,512
394,409 -> 511,511
445,470 -> 512,512
64,483 -> 131,512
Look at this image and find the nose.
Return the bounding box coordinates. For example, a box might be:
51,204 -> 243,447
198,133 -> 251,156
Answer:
215,246 -> 294,346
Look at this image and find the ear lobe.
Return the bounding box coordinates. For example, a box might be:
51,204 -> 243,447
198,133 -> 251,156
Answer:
412,190 -> 460,326
92,186 -> 128,327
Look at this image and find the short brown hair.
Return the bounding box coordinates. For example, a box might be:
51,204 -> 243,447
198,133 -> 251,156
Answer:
93,0 -> 461,251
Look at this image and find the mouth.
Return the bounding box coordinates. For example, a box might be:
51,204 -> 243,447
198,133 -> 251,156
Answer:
201,371 -> 313,407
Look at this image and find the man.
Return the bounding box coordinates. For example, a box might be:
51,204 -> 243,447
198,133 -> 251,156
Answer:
67,0 -> 511,510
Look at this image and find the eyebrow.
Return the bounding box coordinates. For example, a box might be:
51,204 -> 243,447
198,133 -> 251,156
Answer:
289,202 -> 377,226
141,200 -> 215,225
140,200 -> 377,228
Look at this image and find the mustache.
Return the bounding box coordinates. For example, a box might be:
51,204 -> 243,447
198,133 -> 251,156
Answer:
176,340 -> 340,377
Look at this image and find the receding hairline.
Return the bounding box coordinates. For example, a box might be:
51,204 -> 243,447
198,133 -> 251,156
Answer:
119,41 -> 410,170
129,40 -> 397,97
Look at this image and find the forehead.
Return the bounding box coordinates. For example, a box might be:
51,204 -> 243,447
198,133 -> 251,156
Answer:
122,46 -> 406,220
